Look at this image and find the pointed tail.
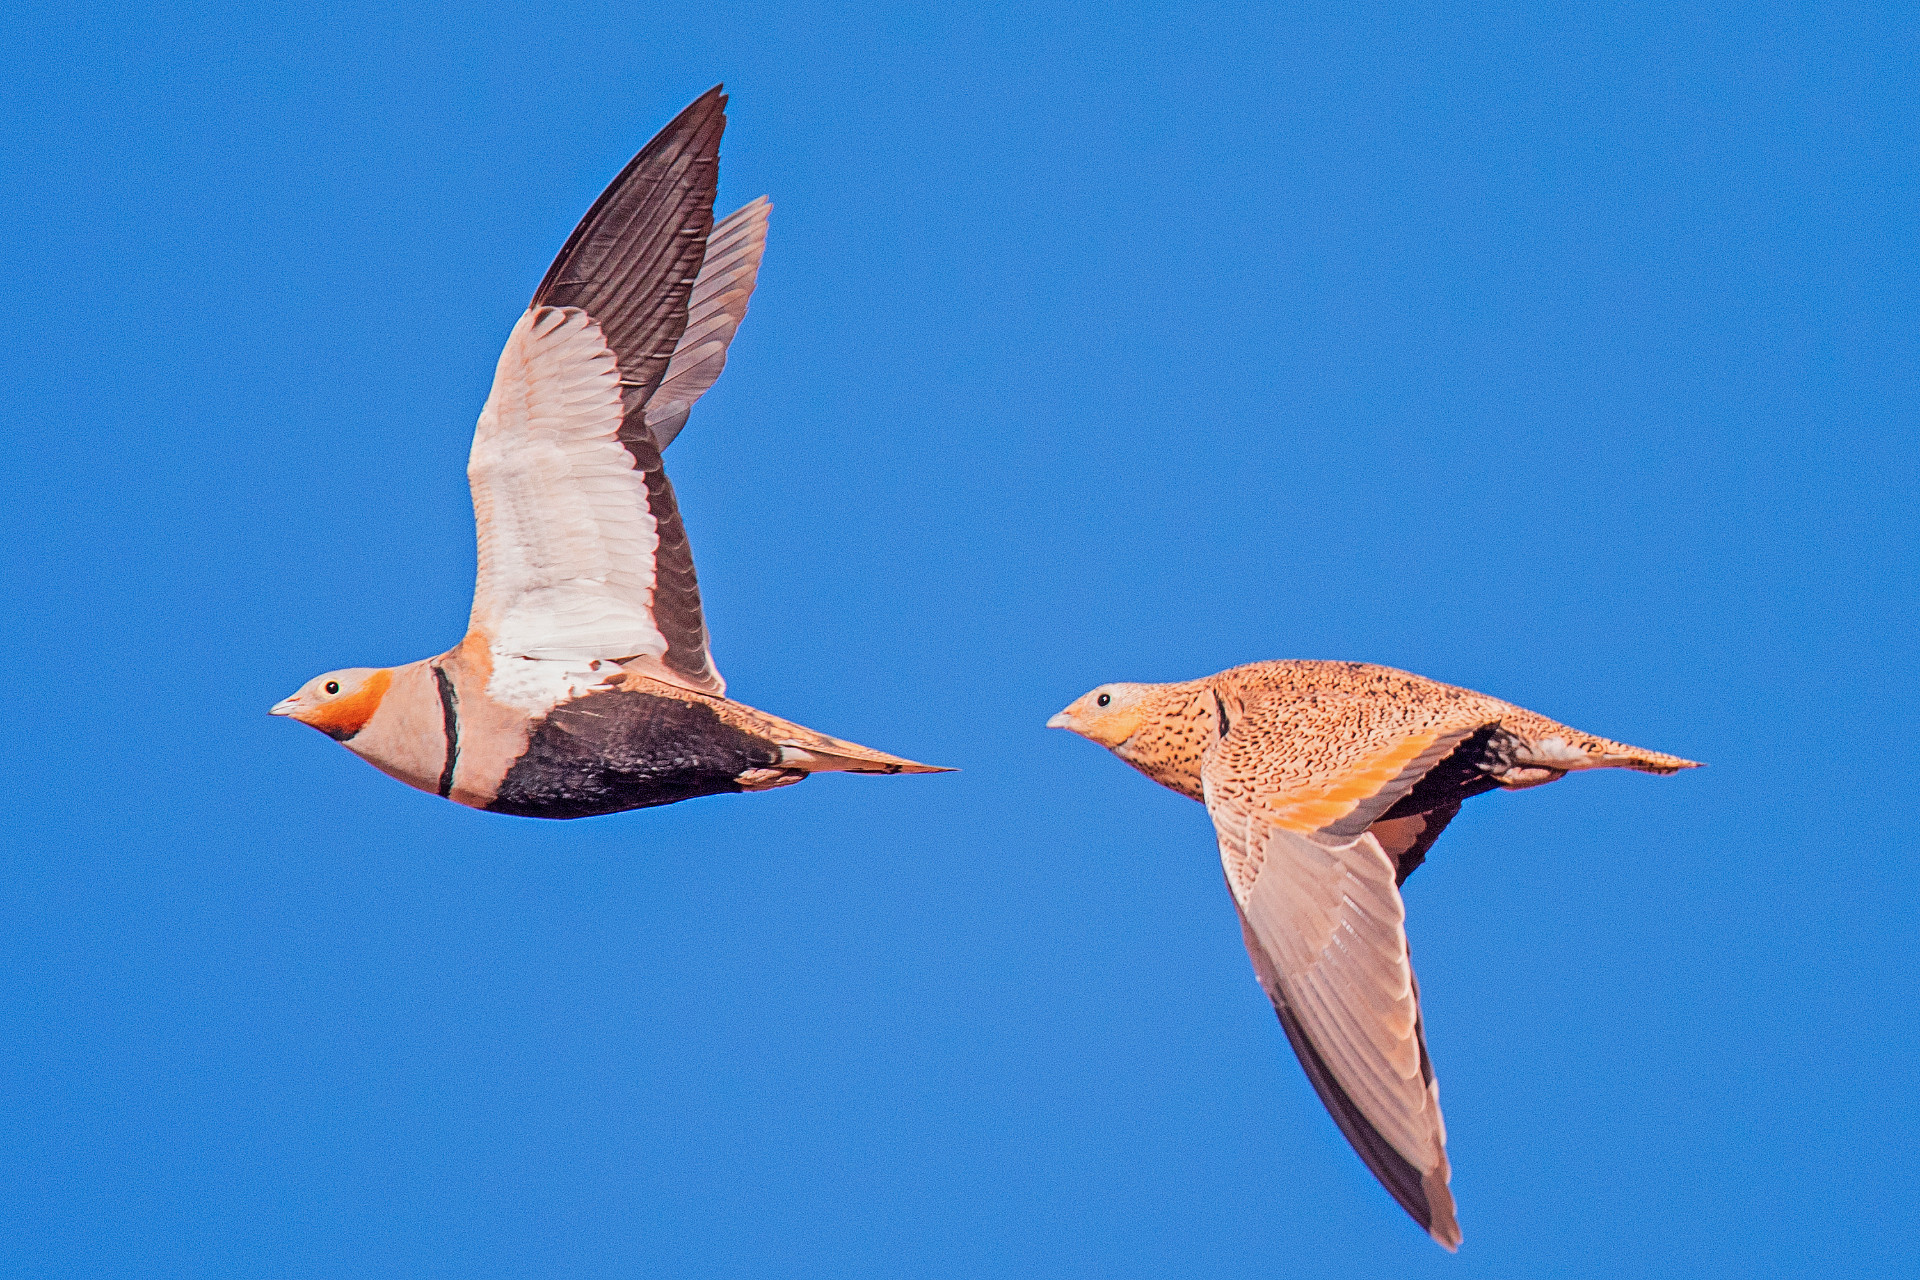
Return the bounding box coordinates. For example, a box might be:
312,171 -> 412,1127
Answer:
753,712 -> 952,776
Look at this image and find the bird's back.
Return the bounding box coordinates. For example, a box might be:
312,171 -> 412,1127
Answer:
1215,660 -> 1694,779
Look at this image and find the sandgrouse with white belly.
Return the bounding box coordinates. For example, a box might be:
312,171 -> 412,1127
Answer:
1048,660 -> 1698,1249
271,87 -> 946,816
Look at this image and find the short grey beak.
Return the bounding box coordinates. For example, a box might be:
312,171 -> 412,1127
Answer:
268,697 -> 298,717
1045,712 -> 1072,730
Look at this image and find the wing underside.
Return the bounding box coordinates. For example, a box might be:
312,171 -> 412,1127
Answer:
1218,804 -> 1462,1248
1202,720 -> 1485,1249
646,195 -> 772,451
467,88 -> 739,695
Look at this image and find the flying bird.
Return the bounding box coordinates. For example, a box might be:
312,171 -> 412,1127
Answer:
1047,660 -> 1698,1249
272,87 -> 946,816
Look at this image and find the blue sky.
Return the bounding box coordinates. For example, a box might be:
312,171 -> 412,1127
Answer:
3,2 -> 1915,1275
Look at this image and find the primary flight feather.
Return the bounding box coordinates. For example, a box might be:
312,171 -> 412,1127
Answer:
272,87 -> 946,815
1049,660 -> 1698,1249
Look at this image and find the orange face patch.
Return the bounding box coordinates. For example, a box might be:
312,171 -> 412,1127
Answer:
1077,700 -> 1152,749
298,669 -> 393,741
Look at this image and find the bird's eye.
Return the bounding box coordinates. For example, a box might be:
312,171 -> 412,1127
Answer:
1096,693 -> 1111,707
324,681 -> 340,695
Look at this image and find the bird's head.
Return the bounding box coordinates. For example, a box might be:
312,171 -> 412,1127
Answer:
1046,682 -> 1159,749
269,667 -> 393,742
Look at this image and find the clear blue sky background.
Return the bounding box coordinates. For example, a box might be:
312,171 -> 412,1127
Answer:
4,3 -> 1915,1276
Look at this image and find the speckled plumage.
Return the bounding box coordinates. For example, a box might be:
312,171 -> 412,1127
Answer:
1049,660 -> 1698,1250
1110,660 -> 1692,808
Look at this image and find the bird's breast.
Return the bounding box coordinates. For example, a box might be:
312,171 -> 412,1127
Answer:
1113,689 -> 1220,800
338,660 -> 460,798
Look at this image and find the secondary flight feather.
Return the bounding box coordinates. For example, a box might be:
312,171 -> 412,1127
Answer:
272,87 -> 946,816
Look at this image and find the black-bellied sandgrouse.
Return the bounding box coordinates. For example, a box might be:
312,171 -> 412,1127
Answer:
271,87 -> 947,816
1047,660 -> 1698,1249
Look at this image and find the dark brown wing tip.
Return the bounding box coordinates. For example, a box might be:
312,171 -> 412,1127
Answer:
1270,997 -> 1455,1248
530,84 -> 730,307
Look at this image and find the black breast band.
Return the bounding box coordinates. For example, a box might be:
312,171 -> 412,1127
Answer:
432,666 -> 460,798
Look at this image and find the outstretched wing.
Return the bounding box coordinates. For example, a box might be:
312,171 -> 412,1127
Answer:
646,196 -> 771,451
1207,778 -> 1460,1249
467,87 -> 729,695
1201,716 -> 1482,1250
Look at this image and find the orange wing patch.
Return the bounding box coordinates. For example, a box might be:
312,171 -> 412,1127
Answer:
1260,731 -> 1444,835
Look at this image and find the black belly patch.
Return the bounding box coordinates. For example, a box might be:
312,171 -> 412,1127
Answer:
488,690 -> 784,819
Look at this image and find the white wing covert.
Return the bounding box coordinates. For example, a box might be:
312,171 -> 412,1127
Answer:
468,307 -> 668,666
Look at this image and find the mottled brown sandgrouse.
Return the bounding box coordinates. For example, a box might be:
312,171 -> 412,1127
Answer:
271,87 -> 946,815
1048,660 -> 1698,1249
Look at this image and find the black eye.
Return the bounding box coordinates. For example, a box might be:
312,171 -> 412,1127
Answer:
324,681 -> 340,695
1096,693 -> 1111,707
